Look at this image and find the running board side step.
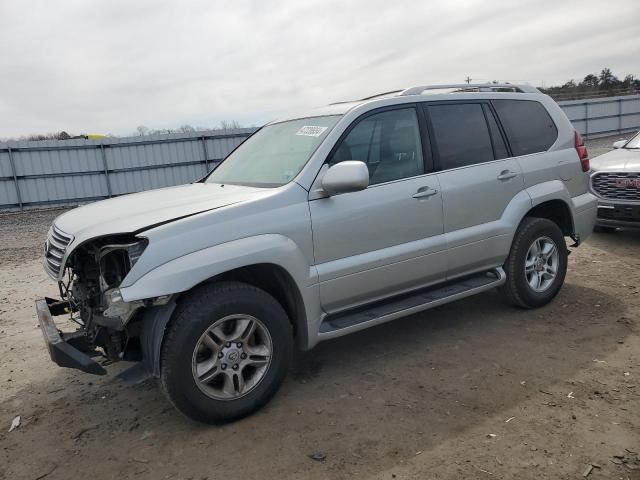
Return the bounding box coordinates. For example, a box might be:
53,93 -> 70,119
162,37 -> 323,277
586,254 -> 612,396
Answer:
318,268 -> 506,338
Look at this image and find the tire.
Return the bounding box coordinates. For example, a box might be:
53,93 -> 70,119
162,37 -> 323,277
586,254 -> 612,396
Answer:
594,225 -> 617,233
500,217 -> 568,309
160,281 -> 293,423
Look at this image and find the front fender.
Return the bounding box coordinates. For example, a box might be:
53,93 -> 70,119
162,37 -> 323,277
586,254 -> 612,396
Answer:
120,234 -> 316,302
118,236 -> 319,380
121,234 -> 321,354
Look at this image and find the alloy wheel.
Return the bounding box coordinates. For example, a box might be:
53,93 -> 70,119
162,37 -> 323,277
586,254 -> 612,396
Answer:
524,236 -> 559,292
191,314 -> 272,400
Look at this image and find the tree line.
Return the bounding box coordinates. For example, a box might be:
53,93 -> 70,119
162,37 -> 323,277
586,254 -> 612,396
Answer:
541,68 -> 639,99
132,119 -> 246,137
2,120 -> 248,143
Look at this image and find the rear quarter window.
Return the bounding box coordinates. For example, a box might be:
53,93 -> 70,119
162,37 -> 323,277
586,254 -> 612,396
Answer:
492,100 -> 558,156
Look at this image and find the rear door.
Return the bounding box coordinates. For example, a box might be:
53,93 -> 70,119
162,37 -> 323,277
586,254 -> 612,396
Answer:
423,101 -> 525,278
491,99 -> 570,189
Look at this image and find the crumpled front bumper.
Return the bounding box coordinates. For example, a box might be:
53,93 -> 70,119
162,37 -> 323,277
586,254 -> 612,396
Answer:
35,298 -> 106,375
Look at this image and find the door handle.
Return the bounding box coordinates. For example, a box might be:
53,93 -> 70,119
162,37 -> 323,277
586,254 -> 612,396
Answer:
497,170 -> 518,181
412,187 -> 438,199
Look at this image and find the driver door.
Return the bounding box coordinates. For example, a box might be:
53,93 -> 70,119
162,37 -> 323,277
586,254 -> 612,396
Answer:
309,106 -> 447,313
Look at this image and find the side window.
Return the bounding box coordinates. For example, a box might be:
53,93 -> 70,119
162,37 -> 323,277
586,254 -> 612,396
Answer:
329,108 -> 424,185
483,104 -> 509,159
492,100 -> 558,156
428,103 -> 494,169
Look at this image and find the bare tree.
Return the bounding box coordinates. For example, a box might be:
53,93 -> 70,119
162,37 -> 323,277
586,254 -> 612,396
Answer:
622,74 -> 635,88
219,120 -> 243,130
136,125 -> 149,136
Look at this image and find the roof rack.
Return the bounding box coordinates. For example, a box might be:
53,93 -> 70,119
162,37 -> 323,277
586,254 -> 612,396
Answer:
358,90 -> 403,101
330,83 -> 540,108
328,90 -> 403,106
399,83 -> 540,96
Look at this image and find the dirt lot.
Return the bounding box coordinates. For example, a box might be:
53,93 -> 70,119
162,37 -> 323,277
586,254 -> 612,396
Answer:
1,137 -> 639,480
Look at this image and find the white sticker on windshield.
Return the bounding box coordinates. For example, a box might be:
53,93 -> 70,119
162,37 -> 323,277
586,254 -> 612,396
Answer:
296,125 -> 328,137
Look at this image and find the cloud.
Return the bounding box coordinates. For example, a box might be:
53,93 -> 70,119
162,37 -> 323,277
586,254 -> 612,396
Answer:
1,0 -> 638,137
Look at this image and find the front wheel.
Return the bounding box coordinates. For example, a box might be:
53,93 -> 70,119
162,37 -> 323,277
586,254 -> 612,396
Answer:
160,281 -> 293,423
500,217 -> 568,309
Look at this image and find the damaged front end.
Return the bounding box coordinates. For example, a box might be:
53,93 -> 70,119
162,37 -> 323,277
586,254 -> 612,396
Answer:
37,228 -> 170,377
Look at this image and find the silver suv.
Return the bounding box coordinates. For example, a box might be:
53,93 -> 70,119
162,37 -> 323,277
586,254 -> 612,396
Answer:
37,84 -> 597,423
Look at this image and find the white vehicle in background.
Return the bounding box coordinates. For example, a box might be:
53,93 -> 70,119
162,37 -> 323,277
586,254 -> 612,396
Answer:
590,131 -> 640,231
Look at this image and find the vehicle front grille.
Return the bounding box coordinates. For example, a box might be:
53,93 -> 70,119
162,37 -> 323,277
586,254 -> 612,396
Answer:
598,204 -> 640,223
591,172 -> 640,201
44,225 -> 73,279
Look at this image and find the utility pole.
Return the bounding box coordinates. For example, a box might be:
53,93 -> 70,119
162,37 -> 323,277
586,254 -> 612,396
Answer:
465,76 -> 472,84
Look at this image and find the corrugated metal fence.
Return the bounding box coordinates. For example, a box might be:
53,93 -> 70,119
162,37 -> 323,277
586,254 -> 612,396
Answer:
1,94 -> 640,211
0,128 -> 256,210
558,94 -> 640,138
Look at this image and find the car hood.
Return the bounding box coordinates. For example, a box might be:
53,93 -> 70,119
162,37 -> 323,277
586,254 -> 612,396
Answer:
54,183 -> 270,243
591,148 -> 640,172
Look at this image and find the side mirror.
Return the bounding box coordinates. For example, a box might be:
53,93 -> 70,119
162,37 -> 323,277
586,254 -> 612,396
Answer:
321,161 -> 369,196
613,140 -> 627,149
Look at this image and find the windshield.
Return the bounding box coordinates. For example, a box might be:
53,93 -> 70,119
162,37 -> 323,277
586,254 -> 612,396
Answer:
206,115 -> 341,187
624,132 -> 640,149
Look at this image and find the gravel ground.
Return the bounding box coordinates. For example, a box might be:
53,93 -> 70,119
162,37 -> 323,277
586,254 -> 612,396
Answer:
585,134 -> 635,158
1,136 -> 639,480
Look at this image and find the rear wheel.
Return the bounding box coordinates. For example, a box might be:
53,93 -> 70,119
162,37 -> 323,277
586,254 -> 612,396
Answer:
160,281 -> 293,423
500,217 -> 568,309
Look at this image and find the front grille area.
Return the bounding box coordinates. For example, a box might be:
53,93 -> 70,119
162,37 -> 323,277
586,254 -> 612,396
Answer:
44,225 -> 73,279
591,172 -> 640,201
598,204 -> 640,224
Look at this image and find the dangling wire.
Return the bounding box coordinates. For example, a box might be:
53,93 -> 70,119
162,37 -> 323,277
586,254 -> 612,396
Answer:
60,268 -> 85,327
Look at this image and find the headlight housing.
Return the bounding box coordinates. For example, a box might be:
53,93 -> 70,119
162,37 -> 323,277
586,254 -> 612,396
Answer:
97,238 -> 148,293
125,240 -> 147,267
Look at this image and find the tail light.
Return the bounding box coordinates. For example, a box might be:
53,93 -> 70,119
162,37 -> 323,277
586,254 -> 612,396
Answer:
575,130 -> 589,172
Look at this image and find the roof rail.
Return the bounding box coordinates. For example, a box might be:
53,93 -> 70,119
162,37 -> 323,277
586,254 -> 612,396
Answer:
399,83 -> 540,96
328,90 -> 403,106
358,90 -> 403,101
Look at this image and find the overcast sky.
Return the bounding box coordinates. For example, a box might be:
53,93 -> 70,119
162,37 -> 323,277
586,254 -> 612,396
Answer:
1,0 -> 638,138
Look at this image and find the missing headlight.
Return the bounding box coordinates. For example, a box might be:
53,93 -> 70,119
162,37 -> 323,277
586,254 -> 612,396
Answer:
97,239 -> 148,289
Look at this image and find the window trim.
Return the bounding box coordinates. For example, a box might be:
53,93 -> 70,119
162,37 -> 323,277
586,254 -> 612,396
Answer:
490,99 -> 559,157
421,100 -> 499,172
480,104 -> 499,160
481,103 -> 506,160
323,104 -> 434,185
484,102 -> 513,159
